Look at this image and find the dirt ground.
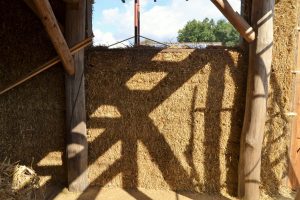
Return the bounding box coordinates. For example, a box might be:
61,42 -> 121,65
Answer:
51,187 -> 296,200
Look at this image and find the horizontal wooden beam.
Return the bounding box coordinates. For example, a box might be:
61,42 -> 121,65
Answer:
0,37 -> 93,96
211,0 -> 255,43
31,0 -> 75,75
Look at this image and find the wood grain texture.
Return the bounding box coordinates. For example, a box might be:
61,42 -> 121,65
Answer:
211,0 -> 255,43
31,0 -> 75,75
289,26 -> 300,190
238,0 -> 274,199
0,37 -> 92,96
65,0 -> 88,192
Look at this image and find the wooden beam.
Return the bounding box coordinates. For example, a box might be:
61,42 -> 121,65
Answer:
0,37 -> 92,96
296,190 -> 300,200
63,0 -> 80,4
23,0 -> 65,33
211,0 -> 255,43
65,0 -> 88,192
238,0 -> 274,199
288,22 -> 300,190
86,0 -> 93,38
31,0 -> 75,75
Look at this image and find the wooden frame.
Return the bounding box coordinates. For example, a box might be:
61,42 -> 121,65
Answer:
65,0 -> 88,192
238,0 -> 274,199
0,37 -> 92,96
23,0 -> 75,75
211,0 -> 255,43
13,0 -> 278,195
288,17 -> 300,191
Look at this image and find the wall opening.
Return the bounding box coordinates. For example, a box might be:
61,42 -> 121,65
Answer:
92,0 -> 241,48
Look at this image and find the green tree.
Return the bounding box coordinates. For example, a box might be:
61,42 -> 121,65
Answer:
177,18 -> 239,46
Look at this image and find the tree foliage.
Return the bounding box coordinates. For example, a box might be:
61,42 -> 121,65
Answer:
177,18 -> 239,46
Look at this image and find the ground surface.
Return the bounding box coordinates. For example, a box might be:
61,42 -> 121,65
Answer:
53,188 -> 236,200
51,187 -> 296,200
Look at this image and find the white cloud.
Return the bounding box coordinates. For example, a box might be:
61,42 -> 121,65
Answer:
93,28 -> 131,48
94,0 -> 241,44
93,28 -> 117,46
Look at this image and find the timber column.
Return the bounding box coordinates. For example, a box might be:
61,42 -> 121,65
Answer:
238,0 -> 274,199
65,0 -> 88,192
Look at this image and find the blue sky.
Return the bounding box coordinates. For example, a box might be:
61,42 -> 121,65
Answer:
92,0 -> 241,46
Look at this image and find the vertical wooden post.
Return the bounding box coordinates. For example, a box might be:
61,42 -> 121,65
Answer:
238,0 -> 274,199
288,4 -> 300,190
86,0 -> 93,38
296,189 -> 300,200
65,0 -> 88,192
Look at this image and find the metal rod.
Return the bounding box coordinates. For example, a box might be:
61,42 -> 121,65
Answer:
134,0 -> 140,46
107,36 -> 135,48
140,35 -> 169,47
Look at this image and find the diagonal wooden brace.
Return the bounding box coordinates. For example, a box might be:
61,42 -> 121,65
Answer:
211,0 -> 255,43
24,0 -> 75,75
23,0 -> 65,33
0,37 -> 93,96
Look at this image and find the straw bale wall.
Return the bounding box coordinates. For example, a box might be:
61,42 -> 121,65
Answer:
0,0 -> 298,198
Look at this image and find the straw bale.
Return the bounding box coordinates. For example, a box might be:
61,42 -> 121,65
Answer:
86,48 -> 247,195
0,0 -> 298,198
0,159 -> 40,200
0,0 -> 66,189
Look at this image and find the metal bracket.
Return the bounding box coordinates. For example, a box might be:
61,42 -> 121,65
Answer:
285,112 -> 298,117
291,70 -> 300,74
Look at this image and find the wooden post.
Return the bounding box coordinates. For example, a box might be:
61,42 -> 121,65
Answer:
86,0 -> 93,38
296,189 -> 300,200
31,0 -> 75,75
238,0 -> 274,199
65,0 -> 88,192
288,27 -> 300,190
211,0 -> 255,43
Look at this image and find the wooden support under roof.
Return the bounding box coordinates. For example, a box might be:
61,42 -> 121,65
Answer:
24,0 -> 75,75
211,0 -> 255,43
23,0 -> 65,33
238,0 -> 274,199
0,37 -> 92,96
288,18 -> 300,190
65,0 -> 88,192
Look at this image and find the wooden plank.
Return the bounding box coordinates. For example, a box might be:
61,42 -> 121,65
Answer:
86,0 -> 93,38
290,89 -> 300,186
238,0 -> 274,199
31,0 -> 75,75
0,37 -> 92,96
296,190 -> 300,200
65,0 -> 88,192
211,0 -> 255,43
288,27 -> 300,190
